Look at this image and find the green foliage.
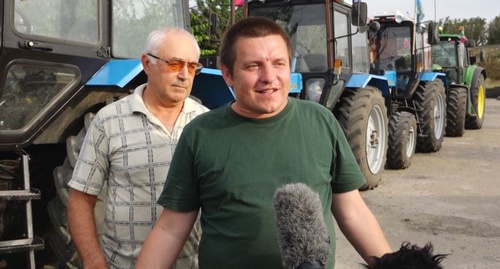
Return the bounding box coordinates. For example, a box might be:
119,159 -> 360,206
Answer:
190,0 -> 244,56
439,17 -> 487,45
113,0 -> 185,57
487,16 -> 500,45
481,61 -> 500,80
471,46 -> 500,80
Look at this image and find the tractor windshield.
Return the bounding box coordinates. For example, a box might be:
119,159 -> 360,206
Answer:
112,0 -> 187,58
432,41 -> 456,68
248,2 -> 328,73
12,0 -> 187,58
369,25 -> 412,71
1,0 -> 187,131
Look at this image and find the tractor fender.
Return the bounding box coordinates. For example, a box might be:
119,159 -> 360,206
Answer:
465,66 -> 487,118
86,59 -> 143,88
345,73 -> 390,98
420,71 -> 446,83
464,65 -> 486,86
191,68 -> 235,109
420,71 -> 448,90
289,73 -> 303,94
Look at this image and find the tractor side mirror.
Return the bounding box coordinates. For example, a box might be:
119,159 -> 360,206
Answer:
352,2 -> 367,27
427,21 -> 440,45
470,56 -> 477,65
465,39 -> 476,47
369,21 -> 381,33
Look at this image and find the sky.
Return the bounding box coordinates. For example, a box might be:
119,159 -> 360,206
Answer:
361,0 -> 499,23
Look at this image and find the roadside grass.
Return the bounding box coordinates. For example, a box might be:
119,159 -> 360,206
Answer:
485,78 -> 500,89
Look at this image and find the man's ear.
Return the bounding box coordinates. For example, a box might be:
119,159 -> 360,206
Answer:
141,53 -> 152,75
220,64 -> 233,87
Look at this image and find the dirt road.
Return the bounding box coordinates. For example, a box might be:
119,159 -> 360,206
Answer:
334,97 -> 500,269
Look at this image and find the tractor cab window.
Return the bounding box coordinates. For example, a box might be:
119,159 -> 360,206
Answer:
334,11 -> 350,69
248,3 -> 328,73
112,0 -> 189,58
13,0 -> 98,44
369,26 -> 411,71
0,63 -> 78,131
458,42 -> 466,68
432,41 -> 456,68
352,30 -> 369,73
417,31 -> 432,71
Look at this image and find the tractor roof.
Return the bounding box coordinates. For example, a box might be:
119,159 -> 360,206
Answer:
371,10 -> 413,23
439,34 -> 461,41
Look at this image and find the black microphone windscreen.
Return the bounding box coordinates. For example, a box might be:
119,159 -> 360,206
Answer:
273,183 -> 330,269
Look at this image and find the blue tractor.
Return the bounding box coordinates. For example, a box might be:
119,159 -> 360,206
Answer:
246,0 -> 391,190
367,12 -> 447,169
0,0 -> 230,267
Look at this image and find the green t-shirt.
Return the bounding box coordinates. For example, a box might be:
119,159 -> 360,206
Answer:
158,98 -> 365,269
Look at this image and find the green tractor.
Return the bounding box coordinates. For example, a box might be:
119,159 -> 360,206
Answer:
432,34 -> 487,137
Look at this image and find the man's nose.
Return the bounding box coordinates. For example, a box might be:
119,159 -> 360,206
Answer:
260,65 -> 277,84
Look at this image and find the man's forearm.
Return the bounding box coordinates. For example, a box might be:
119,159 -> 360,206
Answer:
136,209 -> 198,269
332,190 -> 392,265
337,208 -> 392,264
67,189 -> 108,269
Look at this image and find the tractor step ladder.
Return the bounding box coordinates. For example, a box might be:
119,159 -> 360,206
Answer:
0,153 -> 44,268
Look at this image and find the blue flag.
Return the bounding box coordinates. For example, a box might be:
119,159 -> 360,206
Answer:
416,0 -> 425,32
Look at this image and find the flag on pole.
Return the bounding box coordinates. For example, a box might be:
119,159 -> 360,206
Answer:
416,0 -> 425,32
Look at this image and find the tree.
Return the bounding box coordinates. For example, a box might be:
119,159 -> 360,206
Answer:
487,16 -> 500,45
439,16 -> 487,45
190,0 -> 244,56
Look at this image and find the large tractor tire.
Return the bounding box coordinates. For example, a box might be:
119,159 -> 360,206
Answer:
412,80 -> 446,153
334,87 -> 388,190
48,113 -> 107,268
445,87 -> 467,137
465,71 -> 486,129
386,111 -> 417,169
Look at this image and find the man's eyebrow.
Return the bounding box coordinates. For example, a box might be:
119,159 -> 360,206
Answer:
170,57 -> 198,63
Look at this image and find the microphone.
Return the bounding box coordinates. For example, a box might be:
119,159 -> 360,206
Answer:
273,183 -> 331,269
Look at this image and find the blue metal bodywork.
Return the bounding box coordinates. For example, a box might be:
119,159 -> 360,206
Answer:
86,59 -> 234,109
346,73 -> 391,97
86,59 -> 143,87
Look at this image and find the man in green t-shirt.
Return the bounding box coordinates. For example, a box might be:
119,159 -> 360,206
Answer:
137,17 -> 392,269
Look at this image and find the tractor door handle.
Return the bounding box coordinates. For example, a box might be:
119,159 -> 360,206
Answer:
18,41 -> 53,51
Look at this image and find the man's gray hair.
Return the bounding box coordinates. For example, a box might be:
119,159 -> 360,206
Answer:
143,27 -> 200,62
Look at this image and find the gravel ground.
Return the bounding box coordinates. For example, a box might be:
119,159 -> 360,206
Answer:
334,97 -> 500,269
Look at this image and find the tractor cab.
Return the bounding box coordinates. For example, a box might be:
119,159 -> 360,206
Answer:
432,34 -> 476,86
247,0 -> 372,109
368,11 -> 440,99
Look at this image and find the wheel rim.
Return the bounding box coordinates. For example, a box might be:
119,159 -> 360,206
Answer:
434,91 -> 445,139
366,104 -> 386,174
477,84 -> 485,119
406,124 -> 416,158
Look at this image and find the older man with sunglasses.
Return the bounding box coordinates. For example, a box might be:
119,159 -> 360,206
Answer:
66,27 -> 208,269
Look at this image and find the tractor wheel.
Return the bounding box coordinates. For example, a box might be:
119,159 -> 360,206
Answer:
465,71 -> 486,129
412,80 -> 446,153
48,113 -> 106,268
445,87 -> 467,137
386,111 -> 417,169
335,87 -> 388,190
